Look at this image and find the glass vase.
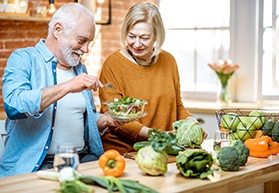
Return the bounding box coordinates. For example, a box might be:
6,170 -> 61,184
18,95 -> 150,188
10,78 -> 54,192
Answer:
217,79 -> 231,106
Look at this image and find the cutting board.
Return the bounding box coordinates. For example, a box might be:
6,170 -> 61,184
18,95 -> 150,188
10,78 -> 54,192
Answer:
123,151 -> 176,163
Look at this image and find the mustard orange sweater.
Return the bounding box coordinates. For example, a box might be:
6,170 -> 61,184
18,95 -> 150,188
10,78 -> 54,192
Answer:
99,50 -> 192,154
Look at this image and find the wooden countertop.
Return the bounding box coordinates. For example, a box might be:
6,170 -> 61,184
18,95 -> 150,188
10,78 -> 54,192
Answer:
1,139 -> 279,193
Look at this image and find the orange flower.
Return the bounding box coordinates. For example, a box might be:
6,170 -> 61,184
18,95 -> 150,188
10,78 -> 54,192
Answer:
208,59 -> 239,87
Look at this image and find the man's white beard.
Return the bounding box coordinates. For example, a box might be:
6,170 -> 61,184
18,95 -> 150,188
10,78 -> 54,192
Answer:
60,38 -> 83,67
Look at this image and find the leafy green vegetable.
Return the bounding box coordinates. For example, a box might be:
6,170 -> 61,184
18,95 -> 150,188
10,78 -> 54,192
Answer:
217,146 -> 241,171
147,129 -> 178,152
172,119 -> 204,148
112,96 -> 144,105
176,149 -> 213,179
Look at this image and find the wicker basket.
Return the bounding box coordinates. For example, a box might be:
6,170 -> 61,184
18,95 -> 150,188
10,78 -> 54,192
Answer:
215,108 -> 279,141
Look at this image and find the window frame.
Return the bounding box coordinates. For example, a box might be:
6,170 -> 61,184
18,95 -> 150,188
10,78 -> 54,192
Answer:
258,0 -> 279,100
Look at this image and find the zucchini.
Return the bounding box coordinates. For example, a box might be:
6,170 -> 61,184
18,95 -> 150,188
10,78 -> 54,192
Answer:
133,141 -> 151,151
272,119 -> 279,142
165,144 -> 185,155
262,116 -> 276,136
133,141 -> 184,155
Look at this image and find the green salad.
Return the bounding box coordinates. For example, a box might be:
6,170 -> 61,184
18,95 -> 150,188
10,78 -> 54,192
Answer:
106,96 -> 147,121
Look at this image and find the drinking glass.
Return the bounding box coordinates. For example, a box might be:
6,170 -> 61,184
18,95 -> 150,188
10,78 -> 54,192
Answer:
53,144 -> 80,172
213,130 -> 232,151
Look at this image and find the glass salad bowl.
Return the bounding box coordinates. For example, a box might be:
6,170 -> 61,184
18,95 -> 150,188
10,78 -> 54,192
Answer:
103,96 -> 148,122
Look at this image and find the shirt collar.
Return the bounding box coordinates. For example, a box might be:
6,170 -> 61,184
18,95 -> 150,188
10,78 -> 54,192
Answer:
35,39 -> 57,63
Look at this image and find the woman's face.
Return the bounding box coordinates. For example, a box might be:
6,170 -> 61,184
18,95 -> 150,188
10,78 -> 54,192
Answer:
126,22 -> 156,60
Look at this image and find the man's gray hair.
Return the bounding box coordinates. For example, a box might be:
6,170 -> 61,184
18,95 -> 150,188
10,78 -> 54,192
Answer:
48,3 -> 95,35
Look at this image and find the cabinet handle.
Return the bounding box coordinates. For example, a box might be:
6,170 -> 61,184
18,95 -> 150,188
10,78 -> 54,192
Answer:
197,118 -> 205,124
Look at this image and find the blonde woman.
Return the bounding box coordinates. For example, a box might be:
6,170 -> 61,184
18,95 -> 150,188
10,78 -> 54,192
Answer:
99,2 -> 207,154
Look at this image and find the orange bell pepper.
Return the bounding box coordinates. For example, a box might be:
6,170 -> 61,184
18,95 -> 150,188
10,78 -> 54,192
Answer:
269,141 -> 279,155
244,136 -> 279,157
244,136 -> 272,158
98,149 -> 126,177
261,136 -> 279,155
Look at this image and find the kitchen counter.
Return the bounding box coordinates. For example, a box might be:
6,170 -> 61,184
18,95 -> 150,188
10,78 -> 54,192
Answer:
1,139 -> 279,193
183,99 -> 279,114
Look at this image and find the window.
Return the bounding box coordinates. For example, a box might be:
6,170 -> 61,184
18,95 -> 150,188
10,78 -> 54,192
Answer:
159,0 -> 230,101
259,0 -> 279,99
159,0 -> 279,102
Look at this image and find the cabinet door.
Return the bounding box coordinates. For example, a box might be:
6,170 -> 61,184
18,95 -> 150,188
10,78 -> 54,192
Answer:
192,113 -> 218,139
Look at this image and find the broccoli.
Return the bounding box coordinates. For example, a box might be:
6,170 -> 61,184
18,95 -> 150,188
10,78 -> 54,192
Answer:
230,140 -> 250,166
217,146 -> 241,171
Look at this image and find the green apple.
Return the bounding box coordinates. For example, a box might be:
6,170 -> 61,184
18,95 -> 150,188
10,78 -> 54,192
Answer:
221,112 -> 240,131
248,110 -> 267,129
228,131 -> 240,140
237,117 -> 257,141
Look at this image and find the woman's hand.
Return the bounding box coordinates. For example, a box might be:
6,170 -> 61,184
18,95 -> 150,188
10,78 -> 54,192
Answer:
202,131 -> 208,140
185,116 -> 208,140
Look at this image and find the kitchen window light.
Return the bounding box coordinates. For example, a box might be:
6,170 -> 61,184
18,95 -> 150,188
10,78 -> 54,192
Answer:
159,0 -> 279,102
159,0 -> 230,101
259,0 -> 279,98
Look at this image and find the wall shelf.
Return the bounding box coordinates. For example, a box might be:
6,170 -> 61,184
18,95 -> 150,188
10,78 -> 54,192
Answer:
0,12 -> 50,22
0,0 -> 111,25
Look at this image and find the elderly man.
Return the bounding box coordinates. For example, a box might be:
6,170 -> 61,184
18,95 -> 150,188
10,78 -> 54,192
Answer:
0,3 -> 120,177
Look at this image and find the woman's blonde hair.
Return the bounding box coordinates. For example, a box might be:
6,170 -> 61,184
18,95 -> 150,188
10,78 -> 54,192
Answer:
120,2 -> 165,57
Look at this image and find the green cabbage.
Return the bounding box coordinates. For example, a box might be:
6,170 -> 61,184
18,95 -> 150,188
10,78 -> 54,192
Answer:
172,119 -> 204,148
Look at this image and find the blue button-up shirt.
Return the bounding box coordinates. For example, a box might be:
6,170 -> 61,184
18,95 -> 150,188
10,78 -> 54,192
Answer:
0,39 -> 104,177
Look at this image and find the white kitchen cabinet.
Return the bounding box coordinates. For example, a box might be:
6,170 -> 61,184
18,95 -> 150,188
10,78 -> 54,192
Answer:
192,113 -> 219,139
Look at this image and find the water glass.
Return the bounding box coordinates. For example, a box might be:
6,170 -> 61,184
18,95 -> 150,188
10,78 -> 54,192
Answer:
213,130 -> 232,151
53,144 -> 80,172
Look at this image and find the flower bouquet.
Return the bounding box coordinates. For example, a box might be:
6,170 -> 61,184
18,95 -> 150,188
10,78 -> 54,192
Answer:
208,59 -> 239,105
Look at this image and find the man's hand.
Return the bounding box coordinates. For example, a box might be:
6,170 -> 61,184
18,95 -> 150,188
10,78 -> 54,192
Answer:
66,73 -> 103,93
41,73 -> 103,111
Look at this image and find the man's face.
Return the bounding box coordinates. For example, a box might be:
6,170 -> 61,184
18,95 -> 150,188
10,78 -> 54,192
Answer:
58,16 -> 95,67
59,35 -> 83,67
